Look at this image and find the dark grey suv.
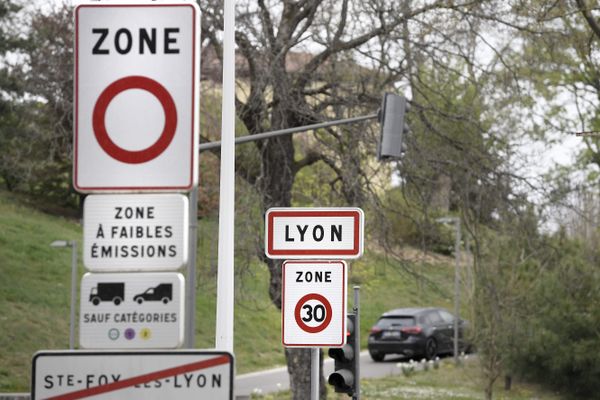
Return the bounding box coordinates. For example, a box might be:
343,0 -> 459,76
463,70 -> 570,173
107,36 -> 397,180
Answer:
367,307 -> 469,361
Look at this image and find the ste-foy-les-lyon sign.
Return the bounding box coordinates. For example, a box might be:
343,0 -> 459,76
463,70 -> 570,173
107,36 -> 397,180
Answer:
265,208 -> 364,259
32,351 -> 233,400
80,272 -> 184,349
73,1 -> 199,192
83,194 -> 188,271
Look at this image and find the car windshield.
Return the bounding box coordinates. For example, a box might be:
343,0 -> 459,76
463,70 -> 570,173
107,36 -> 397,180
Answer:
376,316 -> 415,329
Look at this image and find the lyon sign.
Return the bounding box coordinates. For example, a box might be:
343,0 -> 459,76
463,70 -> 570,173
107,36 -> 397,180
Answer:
265,208 -> 364,259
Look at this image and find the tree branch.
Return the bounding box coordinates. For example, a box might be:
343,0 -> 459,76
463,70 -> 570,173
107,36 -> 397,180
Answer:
576,0 -> 600,40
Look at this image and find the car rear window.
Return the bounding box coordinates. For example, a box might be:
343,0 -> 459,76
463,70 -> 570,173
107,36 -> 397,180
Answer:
376,316 -> 415,328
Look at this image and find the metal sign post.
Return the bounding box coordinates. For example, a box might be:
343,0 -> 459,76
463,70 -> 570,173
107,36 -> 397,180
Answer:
215,0 -> 236,353
353,286 -> 360,400
185,186 -> 198,348
311,348 -> 320,400
70,241 -> 78,350
50,240 -> 79,350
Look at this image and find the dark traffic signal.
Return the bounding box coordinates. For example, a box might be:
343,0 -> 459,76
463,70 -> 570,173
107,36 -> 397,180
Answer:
328,313 -> 358,396
377,93 -> 409,161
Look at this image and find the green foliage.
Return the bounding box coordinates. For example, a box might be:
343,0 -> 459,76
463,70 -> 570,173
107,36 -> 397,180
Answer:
292,150 -> 337,207
467,212 -> 600,399
0,3 -> 79,207
0,1 -> 23,52
507,1 -> 600,175
507,235 -> 600,399
380,187 -> 455,254
401,63 -> 507,227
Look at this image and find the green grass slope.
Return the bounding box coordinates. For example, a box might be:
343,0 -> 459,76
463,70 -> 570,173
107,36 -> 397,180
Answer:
0,190 -> 455,392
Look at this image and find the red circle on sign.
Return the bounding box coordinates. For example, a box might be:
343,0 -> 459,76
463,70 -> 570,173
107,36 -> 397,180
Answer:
294,293 -> 333,333
92,76 -> 177,164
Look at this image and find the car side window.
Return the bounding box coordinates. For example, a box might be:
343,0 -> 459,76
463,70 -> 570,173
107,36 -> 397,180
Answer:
424,311 -> 443,325
438,310 -> 455,324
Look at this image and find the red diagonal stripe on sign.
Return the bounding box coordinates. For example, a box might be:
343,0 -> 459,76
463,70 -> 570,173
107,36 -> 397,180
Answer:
43,355 -> 230,400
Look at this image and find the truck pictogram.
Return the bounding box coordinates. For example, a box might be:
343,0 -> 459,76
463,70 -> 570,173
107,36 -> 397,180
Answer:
89,282 -> 125,305
133,283 -> 173,304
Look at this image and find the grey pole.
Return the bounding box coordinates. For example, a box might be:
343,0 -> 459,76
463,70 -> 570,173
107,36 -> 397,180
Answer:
69,240 -> 78,350
198,114 -> 378,152
311,347 -> 320,400
353,286 -> 360,400
453,219 -> 461,365
185,186 -> 199,348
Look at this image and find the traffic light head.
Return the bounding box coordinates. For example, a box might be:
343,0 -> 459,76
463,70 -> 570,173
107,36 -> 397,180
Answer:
377,92 -> 409,161
328,314 -> 357,396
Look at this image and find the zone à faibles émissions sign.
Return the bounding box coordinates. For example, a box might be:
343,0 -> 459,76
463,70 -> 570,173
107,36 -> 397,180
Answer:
32,351 -> 234,400
73,1 -> 199,192
265,208 -> 364,259
80,273 -> 184,349
83,194 -> 188,271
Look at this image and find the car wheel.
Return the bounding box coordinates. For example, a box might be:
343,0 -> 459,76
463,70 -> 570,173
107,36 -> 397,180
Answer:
162,297 -> 169,304
424,338 -> 438,360
369,350 -> 385,362
91,297 -> 100,306
113,297 -> 122,306
136,298 -> 143,304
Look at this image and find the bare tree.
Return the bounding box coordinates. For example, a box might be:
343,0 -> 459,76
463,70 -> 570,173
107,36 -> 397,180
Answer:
198,0 -> 519,398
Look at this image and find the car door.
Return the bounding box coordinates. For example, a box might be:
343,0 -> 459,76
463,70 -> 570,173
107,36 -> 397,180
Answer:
437,309 -> 457,353
423,310 -> 449,351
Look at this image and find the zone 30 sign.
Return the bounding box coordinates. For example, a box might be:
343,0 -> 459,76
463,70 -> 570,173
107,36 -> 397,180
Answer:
74,1 -> 199,192
282,260 -> 347,347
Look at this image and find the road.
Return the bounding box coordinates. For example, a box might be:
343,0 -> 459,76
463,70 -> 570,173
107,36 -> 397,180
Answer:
235,351 -> 416,398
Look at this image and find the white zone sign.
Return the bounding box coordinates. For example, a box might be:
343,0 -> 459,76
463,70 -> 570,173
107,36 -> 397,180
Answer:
83,194 -> 188,271
74,1 -> 199,192
265,208 -> 364,259
80,273 -> 184,349
282,260 -> 347,347
32,351 -> 234,400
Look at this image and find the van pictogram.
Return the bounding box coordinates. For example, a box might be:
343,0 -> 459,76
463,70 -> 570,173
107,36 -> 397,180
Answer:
134,283 -> 173,304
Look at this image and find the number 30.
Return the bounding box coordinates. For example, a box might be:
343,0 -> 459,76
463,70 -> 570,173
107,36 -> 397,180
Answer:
302,304 -> 326,323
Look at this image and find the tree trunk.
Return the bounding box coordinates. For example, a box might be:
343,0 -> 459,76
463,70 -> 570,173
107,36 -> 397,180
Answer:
285,348 -> 311,399
485,383 -> 493,400
430,174 -> 452,211
284,348 -> 327,400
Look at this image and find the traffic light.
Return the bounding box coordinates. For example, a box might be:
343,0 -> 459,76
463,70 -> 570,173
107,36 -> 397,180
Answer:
328,313 -> 358,396
377,92 -> 409,161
